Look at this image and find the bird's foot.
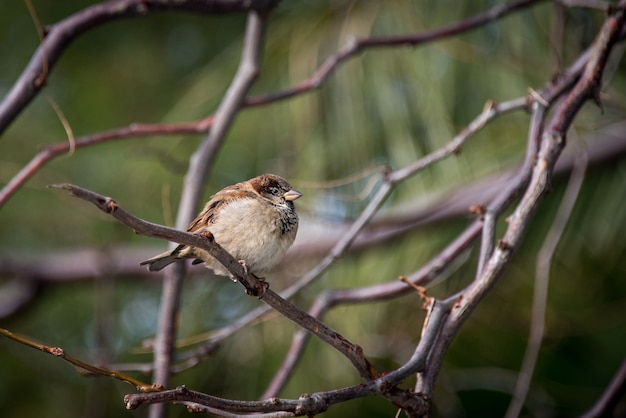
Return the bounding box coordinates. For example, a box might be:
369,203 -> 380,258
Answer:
238,259 -> 249,274
238,259 -> 268,297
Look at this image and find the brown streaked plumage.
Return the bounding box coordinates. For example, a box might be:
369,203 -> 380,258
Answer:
140,174 -> 301,276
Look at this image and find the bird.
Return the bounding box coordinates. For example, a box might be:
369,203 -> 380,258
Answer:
140,174 -> 301,277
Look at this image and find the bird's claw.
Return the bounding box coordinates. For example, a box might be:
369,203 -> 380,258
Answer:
237,260 -> 268,297
238,259 -> 249,274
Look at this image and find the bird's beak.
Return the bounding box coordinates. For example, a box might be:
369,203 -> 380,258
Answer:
283,189 -> 302,201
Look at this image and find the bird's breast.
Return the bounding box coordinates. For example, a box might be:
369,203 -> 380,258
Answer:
207,199 -> 298,274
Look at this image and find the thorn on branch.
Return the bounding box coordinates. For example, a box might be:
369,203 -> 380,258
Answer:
150,383 -> 165,392
593,90 -> 604,114
398,276 -> 434,319
104,198 -> 118,213
186,404 -> 205,414
398,276 -> 427,299
34,74 -> 47,89
382,164 -> 393,180
482,99 -> 497,113
469,203 -> 487,219
497,239 -> 513,252
50,347 -> 64,356
527,87 -> 550,107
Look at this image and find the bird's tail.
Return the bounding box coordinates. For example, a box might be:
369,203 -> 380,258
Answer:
140,250 -> 179,271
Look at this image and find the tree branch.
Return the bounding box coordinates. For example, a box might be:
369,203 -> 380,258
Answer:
417,1 -> 626,399
505,147 -> 588,417
581,357 -> 626,418
125,301 -> 452,416
0,0 -> 278,136
170,26 -> 604,379
244,0 -> 549,108
49,183 -> 378,382
0,327 -> 158,392
0,0 -> 549,208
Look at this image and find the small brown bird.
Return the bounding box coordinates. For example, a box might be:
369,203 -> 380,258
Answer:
140,174 -> 301,276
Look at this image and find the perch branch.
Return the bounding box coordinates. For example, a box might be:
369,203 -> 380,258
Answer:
49,183 -> 377,381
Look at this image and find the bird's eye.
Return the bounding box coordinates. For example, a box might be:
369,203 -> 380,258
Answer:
268,186 -> 280,195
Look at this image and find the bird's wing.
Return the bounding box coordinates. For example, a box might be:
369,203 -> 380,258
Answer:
185,185 -> 257,233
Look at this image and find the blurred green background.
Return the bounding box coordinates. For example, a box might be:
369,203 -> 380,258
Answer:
1,1 -> 625,417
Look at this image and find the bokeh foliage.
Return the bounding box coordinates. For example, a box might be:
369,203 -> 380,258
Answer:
1,1 -> 625,417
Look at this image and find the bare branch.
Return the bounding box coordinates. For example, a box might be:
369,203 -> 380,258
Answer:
125,303 -> 452,415
418,1 -> 626,397
0,120 -> 210,207
244,0 -> 548,108
0,328 -> 158,392
0,0 -> 278,136
173,27 -> 602,376
0,0 -> 577,211
3,1 -> 625,416
0,0 -> 546,208
261,234 -> 472,399
49,183 -> 378,380
581,357 -> 626,418
505,147 -> 588,417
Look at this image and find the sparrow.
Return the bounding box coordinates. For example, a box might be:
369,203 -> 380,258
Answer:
140,174 -> 301,277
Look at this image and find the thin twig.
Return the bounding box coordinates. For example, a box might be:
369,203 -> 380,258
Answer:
0,328 -> 158,392
0,120 -> 210,207
244,0 -> 548,108
0,0 -> 277,136
2,1 -> 622,416
505,148 -> 588,417
125,379 -> 426,416
2,121 -> 625,292
580,357 -> 626,418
